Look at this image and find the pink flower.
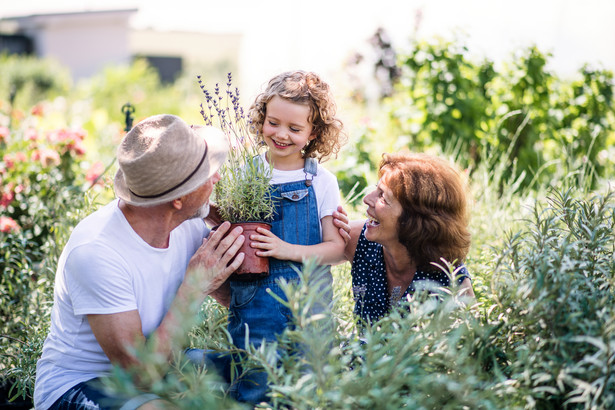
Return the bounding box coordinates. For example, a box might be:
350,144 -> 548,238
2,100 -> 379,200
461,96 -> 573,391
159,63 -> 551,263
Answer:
47,128 -> 88,156
68,139 -> 86,156
74,129 -> 87,141
0,126 -> 9,143
47,129 -> 70,144
3,154 -> 15,169
86,161 -> 105,186
25,128 -> 38,141
0,216 -> 20,233
1,187 -> 14,208
15,152 -> 27,162
38,148 -> 61,167
31,104 -> 44,116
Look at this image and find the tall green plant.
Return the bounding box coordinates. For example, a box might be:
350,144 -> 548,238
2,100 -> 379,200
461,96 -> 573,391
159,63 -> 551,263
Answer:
354,37 -> 615,189
490,187 -> 615,408
399,39 -> 495,163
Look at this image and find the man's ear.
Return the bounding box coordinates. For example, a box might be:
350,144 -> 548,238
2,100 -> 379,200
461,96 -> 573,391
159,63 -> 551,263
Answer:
172,197 -> 183,210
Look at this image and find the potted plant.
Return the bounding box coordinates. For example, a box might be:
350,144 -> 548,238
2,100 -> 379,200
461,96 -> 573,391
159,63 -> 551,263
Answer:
198,73 -> 275,277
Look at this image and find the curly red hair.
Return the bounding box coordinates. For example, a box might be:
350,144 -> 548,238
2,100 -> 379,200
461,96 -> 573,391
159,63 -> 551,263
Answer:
379,152 -> 471,266
248,71 -> 345,161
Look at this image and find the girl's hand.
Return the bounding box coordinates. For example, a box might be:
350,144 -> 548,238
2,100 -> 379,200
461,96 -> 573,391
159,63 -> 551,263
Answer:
250,227 -> 290,259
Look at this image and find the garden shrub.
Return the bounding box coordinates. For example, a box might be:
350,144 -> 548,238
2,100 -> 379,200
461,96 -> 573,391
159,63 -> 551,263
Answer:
490,186 -> 615,408
0,54 -> 71,113
0,101 -> 107,401
343,35 -> 615,193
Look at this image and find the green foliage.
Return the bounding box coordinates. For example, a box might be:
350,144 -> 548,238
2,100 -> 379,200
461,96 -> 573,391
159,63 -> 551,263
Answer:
353,37 -> 615,190
490,187 -> 615,408
1,111 -> 92,251
0,101 -> 109,401
400,39 -> 495,161
0,54 -> 71,111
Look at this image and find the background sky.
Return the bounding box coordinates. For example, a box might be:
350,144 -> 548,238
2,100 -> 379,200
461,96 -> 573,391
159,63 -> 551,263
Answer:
2,0 -> 614,99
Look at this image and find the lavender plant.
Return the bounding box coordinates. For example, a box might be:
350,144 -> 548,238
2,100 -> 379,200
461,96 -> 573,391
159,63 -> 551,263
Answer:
198,73 -> 274,223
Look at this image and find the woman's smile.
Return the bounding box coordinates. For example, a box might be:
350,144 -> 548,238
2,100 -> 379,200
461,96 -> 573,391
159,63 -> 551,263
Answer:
366,212 -> 380,228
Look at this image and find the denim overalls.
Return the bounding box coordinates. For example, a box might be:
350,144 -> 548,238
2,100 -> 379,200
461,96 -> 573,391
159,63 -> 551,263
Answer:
227,157 -> 331,403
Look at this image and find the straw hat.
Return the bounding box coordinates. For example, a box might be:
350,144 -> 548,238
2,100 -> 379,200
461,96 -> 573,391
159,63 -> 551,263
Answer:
114,114 -> 229,206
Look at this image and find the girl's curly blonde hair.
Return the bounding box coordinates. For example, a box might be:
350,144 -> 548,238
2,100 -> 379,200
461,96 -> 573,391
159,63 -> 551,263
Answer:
248,71 -> 346,161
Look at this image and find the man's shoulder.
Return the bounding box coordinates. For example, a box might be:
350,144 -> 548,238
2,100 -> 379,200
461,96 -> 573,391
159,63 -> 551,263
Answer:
66,200 -> 126,251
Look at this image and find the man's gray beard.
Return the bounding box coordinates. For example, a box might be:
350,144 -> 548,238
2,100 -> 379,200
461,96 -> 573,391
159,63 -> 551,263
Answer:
191,203 -> 210,219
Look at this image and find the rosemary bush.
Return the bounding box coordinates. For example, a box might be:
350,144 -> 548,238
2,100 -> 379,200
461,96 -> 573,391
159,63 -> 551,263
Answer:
490,187 -> 615,408
198,73 -> 274,223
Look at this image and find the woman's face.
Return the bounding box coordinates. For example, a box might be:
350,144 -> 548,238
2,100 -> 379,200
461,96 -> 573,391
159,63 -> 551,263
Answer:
362,177 -> 403,246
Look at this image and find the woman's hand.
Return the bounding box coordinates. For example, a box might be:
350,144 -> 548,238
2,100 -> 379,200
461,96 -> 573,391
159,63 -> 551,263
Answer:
332,205 -> 351,243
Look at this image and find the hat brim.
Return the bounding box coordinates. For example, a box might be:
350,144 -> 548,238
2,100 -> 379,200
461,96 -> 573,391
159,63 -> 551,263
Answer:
114,125 -> 229,206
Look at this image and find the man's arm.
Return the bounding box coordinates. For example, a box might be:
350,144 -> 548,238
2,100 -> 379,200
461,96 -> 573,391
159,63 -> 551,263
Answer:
87,222 -> 244,369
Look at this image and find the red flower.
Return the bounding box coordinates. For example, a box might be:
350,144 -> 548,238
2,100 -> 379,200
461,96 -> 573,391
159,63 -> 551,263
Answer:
0,216 -> 21,233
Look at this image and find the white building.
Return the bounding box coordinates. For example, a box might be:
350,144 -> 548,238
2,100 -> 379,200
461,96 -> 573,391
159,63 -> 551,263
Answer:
0,8 -> 241,84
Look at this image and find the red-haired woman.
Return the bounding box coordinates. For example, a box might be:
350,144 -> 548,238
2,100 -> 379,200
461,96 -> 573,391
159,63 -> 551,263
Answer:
334,152 -> 475,324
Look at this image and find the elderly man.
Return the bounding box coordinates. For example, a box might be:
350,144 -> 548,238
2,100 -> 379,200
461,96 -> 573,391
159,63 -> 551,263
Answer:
34,114 -> 243,409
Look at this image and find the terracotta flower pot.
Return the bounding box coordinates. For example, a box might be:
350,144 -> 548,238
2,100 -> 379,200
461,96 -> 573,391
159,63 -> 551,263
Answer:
230,222 -> 270,280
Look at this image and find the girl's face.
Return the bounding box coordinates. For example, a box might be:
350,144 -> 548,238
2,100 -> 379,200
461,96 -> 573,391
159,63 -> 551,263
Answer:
262,95 -> 315,170
362,177 -> 403,246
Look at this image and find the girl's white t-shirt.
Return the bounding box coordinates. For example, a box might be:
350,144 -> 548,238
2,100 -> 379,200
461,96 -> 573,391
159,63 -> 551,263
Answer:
260,153 -> 341,231
34,199 -> 208,409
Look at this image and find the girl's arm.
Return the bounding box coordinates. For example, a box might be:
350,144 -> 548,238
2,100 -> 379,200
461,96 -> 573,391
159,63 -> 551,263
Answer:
251,215 -> 345,265
332,205 -> 365,264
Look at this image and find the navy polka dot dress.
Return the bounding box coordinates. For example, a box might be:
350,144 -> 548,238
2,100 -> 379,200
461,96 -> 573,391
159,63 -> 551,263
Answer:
351,223 -> 470,324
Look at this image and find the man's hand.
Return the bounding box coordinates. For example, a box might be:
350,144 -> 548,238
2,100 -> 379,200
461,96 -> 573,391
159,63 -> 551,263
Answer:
185,221 -> 245,296
154,222 -> 245,357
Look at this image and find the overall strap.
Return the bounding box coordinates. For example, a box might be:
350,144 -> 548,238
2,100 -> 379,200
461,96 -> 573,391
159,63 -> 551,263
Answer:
303,157 -> 318,186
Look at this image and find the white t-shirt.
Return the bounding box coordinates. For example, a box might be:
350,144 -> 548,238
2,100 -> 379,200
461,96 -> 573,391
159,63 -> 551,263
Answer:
34,199 -> 208,409
260,154 -> 341,231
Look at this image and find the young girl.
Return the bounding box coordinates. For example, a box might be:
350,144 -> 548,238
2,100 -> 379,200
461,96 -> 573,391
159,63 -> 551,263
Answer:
227,70 -> 346,403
